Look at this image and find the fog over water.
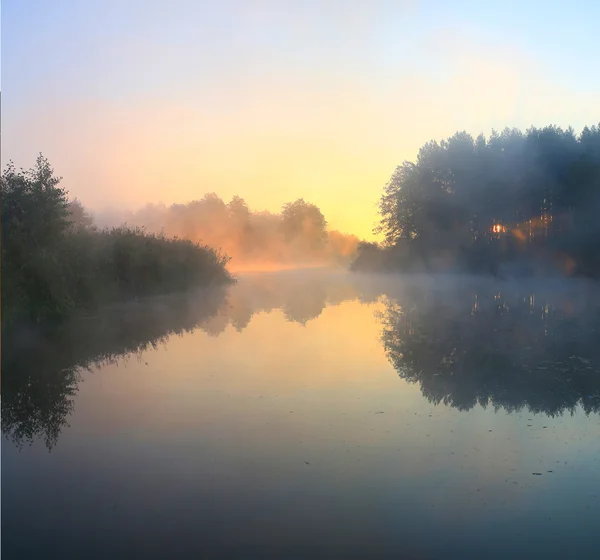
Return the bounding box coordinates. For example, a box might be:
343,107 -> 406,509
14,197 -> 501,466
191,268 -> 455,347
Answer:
3,271 -> 599,559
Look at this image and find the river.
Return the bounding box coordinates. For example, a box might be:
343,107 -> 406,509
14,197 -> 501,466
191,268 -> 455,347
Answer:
2,270 -> 600,559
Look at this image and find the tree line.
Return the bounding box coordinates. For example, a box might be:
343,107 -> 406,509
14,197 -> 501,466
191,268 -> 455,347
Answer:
96,194 -> 360,269
1,155 -> 233,324
352,123 -> 600,277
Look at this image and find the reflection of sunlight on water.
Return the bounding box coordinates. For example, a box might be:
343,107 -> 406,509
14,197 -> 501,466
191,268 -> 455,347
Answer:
229,262 -> 333,273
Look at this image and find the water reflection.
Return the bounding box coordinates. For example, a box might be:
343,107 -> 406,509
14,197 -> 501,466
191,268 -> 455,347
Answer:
2,287 -> 228,449
3,271 -> 600,451
205,270 -> 381,332
379,281 -> 600,416
2,272 -> 373,450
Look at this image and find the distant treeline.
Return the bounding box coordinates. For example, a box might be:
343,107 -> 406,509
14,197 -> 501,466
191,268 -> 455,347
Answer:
352,124 -> 600,277
1,156 -> 233,324
96,195 -> 360,269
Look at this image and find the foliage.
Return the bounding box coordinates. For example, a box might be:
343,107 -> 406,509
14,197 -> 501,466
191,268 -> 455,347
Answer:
1,156 -> 233,324
97,194 -> 356,267
357,124 -> 600,277
280,198 -> 328,247
66,198 -> 95,231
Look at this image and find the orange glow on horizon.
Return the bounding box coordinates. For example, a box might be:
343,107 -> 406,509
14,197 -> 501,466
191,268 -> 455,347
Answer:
229,262 -> 332,273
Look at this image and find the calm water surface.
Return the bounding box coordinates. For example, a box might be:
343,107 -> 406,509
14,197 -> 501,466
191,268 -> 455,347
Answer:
3,271 -> 600,559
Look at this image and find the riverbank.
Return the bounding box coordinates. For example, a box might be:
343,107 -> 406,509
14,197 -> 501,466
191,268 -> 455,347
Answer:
1,156 -> 234,325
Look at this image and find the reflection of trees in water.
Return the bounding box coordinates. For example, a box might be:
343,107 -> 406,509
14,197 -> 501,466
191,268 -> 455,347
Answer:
8,272 -> 597,451
2,272 -> 383,450
2,360 -> 80,451
379,283 -> 600,416
2,274 -> 371,450
228,272 -> 384,326
282,285 -> 328,325
2,288 -> 228,450
190,272 -> 384,336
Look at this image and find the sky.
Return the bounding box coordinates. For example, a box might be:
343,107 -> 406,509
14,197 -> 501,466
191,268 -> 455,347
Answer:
3,0 -> 600,240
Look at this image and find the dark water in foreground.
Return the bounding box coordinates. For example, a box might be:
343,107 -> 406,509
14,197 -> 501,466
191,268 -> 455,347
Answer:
3,271 -> 600,559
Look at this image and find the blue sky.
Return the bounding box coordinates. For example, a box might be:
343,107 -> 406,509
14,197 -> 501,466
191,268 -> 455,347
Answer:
3,0 -> 599,237
5,1 -> 600,102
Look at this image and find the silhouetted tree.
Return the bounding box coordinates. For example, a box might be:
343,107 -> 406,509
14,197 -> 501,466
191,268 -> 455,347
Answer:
1,156 -> 233,323
363,123 -> 600,277
2,155 -> 75,320
67,199 -> 95,231
99,194 -> 356,267
281,198 -> 328,248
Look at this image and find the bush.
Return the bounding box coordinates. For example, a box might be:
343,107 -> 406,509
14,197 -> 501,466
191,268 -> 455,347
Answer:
1,155 -> 233,325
